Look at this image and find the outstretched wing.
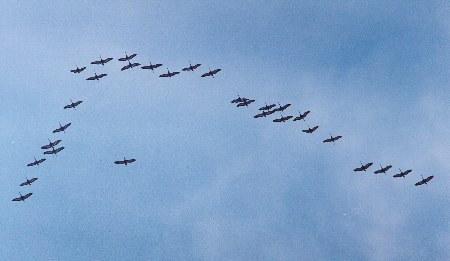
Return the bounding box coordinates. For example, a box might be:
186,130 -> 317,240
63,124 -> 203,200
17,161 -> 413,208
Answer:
254,113 -> 265,118
354,167 -> 364,172
125,159 -> 136,164
280,104 -> 291,111
159,73 -> 170,77
64,104 -> 73,109
73,101 -> 83,107
334,136 -> 342,141
424,175 -> 434,183
114,160 -> 126,165
323,138 -> 333,143
415,179 -> 426,186
104,57 -> 113,63
37,158 -> 46,164
97,73 -> 107,78
364,163 -> 373,169
86,75 -> 96,80
283,116 -> 293,121
29,177 -> 38,183
54,147 -> 65,154
201,71 -> 212,77
91,60 -> 101,65
23,193 -> 32,200
169,71 -> 180,77
211,69 -> 221,75
27,161 -> 36,167
273,118 -> 283,122
12,197 -> 22,201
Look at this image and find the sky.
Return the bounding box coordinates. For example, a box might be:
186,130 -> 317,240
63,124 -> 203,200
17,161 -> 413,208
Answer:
0,1 -> 449,260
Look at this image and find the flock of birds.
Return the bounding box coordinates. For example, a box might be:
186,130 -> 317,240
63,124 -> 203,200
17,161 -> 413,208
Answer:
71,53 -> 221,80
13,52 -> 222,202
229,96 -> 434,187
12,51 -> 433,202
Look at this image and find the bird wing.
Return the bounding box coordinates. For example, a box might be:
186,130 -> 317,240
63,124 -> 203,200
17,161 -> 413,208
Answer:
201,72 -> 212,77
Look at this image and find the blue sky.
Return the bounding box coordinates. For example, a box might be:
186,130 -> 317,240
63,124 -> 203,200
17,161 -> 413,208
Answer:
1,1 -> 449,260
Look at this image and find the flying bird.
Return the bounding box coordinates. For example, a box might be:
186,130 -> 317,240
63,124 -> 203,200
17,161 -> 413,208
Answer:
353,162 -> 373,172
141,61 -> 162,72
159,68 -> 180,78
415,175 -> 434,186
374,165 -> 393,175
254,110 -> 275,118
201,68 -> 221,78
118,53 -> 137,62
273,103 -> 291,113
182,63 -> 201,72
64,100 -> 83,110
27,157 -> 46,167
53,122 -> 71,133
91,57 -> 113,66
20,178 -> 38,187
302,125 -> 319,134
393,169 -> 412,178
273,115 -> 293,123
86,72 -> 107,81
323,134 -> 342,143
41,139 -> 62,150
114,157 -> 136,166
12,192 -> 33,202
259,103 -> 276,111
70,66 -> 86,73
293,111 -> 310,121
121,61 -> 141,71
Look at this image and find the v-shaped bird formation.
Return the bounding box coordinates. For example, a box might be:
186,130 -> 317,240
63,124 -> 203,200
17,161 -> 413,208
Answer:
13,51 -> 432,203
